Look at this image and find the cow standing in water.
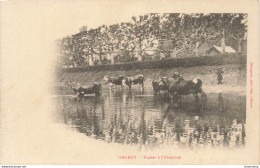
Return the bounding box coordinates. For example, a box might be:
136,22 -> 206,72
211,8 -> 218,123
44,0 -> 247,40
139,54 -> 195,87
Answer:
168,73 -> 206,103
103,75 -> 125,91
77,83 -> 102,96
152,76 -> 169,95
125,74 -> 144,91
67,82 -> 102,96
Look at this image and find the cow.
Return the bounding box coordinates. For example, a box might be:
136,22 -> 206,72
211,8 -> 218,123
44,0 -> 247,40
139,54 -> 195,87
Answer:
125,74 -> 144,91
68,82 -> 102,96
77,83 -> 102,96
103,75 -> 125,90
152,77 -> 169,95
168,73 -> 206,103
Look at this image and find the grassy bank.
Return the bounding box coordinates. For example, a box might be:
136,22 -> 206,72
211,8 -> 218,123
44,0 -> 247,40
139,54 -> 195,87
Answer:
56,53 -> 247,95
57,63 -> 246,95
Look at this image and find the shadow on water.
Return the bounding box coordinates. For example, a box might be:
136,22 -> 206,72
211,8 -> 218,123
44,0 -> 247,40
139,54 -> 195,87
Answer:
54,88 -> 246,150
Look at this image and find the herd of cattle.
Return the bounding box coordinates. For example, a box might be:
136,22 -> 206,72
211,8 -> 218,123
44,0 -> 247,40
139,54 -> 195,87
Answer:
67,72 -> 207,103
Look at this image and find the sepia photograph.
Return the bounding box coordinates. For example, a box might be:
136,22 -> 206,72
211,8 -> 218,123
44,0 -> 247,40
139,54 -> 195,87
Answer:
55,13 -> 247,150
0,0 -> 259,166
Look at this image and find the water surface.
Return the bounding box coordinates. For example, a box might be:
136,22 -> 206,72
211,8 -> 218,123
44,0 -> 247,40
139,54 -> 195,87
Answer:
54,86 -> 246,150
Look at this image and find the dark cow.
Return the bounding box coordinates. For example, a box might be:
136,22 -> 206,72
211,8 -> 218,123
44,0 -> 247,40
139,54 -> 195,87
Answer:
125,74 -> 144,90
68,82 -> 102,96
77,83 -> 102,96
103,75 -> 125,90
168,73 -> 206,103
152,77 -> 169,95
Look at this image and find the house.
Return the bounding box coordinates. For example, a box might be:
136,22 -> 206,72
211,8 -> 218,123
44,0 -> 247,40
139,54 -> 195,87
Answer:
207,45 -> 236,56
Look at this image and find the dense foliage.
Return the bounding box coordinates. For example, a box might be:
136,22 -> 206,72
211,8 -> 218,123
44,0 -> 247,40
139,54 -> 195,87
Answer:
56,13 -> 247,67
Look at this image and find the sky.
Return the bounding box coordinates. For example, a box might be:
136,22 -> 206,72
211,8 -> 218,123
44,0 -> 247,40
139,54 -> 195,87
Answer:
1,0 -> 251,41
1,0 -> 154,41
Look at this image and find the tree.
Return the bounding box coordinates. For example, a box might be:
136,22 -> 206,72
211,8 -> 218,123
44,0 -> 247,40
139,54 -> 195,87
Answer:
130,15 -> 150,61
182,14 -> 214,56
161,13 -> 184,57
228,14 -> 247,51
57,13 -> 248,67
106,24 -> 121,64
79,26 -> 87,32
80,28 -> 101,65
130,14 -> 161,61
208,14 -> 235,53
60,36 -> 77,67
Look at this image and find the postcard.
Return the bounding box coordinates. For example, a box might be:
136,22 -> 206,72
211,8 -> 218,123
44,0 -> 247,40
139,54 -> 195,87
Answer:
0,0 -> 259,165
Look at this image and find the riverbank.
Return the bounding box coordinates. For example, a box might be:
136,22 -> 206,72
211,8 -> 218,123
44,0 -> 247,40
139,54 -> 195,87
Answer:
56,63 -> 246,95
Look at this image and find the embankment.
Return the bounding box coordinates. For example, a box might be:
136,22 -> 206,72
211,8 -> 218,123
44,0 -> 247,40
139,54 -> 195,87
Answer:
56,53 -> 247,95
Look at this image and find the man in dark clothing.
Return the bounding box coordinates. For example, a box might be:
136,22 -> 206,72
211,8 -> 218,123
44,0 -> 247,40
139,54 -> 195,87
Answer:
217,67 -> 224,84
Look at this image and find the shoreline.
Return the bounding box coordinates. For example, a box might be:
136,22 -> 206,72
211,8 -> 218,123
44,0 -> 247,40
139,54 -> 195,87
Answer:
55,63 -> 247,96
53,82 -> 246,96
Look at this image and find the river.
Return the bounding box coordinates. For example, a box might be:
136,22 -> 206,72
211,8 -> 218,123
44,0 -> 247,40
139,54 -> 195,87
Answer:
54,85 -> 246,150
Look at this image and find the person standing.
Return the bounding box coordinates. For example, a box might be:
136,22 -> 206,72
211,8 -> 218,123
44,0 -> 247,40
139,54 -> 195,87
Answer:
217,67 -> 224,84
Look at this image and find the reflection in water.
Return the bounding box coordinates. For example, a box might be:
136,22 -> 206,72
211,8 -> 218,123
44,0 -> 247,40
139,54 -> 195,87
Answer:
218,93 -> 225,113
55,90 -> 246,150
